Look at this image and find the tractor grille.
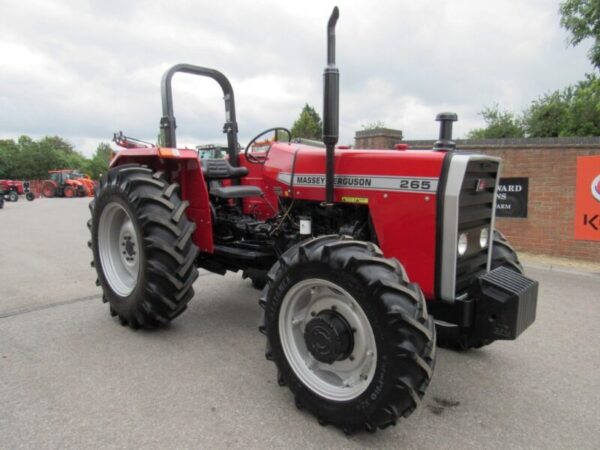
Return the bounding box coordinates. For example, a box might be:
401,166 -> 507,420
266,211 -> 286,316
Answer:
455,159 -> 499,296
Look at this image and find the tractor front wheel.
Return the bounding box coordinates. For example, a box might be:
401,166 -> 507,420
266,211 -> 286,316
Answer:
88,164 -> 199,328
64,186 -> 76,198
26,192 -> 35,201
260,236 -> 436,433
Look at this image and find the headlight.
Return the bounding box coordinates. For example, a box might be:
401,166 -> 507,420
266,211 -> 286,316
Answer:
457,233 -> 468,256
479,228 -> 489,248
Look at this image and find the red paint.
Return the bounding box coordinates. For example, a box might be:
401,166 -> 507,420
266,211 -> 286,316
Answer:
110,143 -> 447,299
112,147 -> 213,252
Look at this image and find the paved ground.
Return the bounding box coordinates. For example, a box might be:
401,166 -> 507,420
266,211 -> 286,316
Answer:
1,198 -> 599,449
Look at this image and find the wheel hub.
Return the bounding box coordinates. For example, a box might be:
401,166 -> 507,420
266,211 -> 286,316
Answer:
98,202 -> 140,297
304,310 -> 354,364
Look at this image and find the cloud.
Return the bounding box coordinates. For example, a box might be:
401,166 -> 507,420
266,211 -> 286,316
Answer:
0,0 -> 594,155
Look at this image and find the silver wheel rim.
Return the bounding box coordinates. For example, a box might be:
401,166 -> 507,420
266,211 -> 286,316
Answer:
98,202 -> 140,297
278,278 -> 377,401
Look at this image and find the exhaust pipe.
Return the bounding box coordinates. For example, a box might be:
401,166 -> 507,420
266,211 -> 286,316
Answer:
323,6 -> 339,206
434,112 -> 458,150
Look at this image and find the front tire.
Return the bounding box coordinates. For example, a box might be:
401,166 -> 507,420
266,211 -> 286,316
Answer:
64,186 -> 76,198
437,229 -> 524,350
26,192 -> 35,201
260,236 -> 436,433
491,230 -> 523,273
89,164 -> 199,328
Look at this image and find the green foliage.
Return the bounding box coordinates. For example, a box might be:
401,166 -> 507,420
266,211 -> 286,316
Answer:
85,143 -> 112,179
361,120 -> 387,130
560,0 -> 600,69
290,104 -> 322,140
522,73 -> 600,136
521,91 -> 570,137
0,136 -> 112,180
467,105 -> 525,139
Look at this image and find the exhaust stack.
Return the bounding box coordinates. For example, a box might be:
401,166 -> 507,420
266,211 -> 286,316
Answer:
323,6 -> 340,205
434,112 -> 458,150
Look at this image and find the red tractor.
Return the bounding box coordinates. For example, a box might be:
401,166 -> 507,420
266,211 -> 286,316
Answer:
0,180 -> 35,202
42,170 -> 90,198
88,8 -> 538,434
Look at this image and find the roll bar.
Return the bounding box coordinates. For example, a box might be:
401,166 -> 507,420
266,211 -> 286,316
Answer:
160,64 -> 240,166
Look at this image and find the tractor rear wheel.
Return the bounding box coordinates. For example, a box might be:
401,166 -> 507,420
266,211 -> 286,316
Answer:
64,186 -> 76,198
260,235 -> 436,433
42,182 -> 56,198
88,164 -> 199,329
8,190 -> 18,202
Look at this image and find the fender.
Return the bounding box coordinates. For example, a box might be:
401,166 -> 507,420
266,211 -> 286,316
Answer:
110,147 -> 214,252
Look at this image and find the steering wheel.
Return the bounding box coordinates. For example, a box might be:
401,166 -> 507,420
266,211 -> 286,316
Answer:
244,127 -> 291,164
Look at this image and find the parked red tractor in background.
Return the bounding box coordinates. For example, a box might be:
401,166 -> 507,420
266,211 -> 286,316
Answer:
42,170 -> 93,198
0,179 -> 35,201
88,7 -> 538,434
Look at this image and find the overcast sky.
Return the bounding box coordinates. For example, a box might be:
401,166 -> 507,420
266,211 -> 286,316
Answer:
0,0 -> 594,156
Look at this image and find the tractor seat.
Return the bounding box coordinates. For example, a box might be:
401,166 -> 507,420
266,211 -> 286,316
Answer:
201,158 -> 264,199
202,158 -> 248,180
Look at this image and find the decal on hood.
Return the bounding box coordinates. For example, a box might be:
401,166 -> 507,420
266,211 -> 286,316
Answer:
276,173 -> 438,193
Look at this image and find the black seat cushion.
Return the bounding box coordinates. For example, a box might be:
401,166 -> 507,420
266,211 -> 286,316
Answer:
210,185 -> 263,199
202,159 -> 248,180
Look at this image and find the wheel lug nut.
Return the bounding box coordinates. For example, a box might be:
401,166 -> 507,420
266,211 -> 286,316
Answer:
331,305 -> 337,311
349,355 -> 354,361
310,311 -> 316,317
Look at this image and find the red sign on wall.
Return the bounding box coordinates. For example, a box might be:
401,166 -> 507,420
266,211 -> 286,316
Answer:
575,155 -> 600,241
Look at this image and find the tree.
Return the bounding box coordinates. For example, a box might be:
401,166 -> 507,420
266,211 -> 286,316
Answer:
522,91 -> 570,137
0,135 -> 95,180
560,0 -> 600,70
290,104 -> 322,140
467,105 -> 525,139
85,143 -> 113,179
0,139 -> 20,179
523,73 -> 600,136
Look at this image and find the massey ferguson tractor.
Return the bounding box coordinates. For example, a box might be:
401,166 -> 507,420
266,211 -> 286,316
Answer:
88,8 -> 538,434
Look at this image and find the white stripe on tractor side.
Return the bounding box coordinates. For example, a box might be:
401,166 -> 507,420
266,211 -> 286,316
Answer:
276,172 -> 438,194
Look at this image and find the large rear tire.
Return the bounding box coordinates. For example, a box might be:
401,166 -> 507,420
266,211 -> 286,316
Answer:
8,190 -> 18,202
88,164 -> 199,329
260,235 -> 436,433
42,182 -> 56,198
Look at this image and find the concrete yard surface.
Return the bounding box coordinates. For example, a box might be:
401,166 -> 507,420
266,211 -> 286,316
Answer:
1,198 -> 599,449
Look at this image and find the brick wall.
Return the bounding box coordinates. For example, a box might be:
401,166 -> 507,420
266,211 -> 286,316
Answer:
355,128 -> 403,149
401,137 -> 600,263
